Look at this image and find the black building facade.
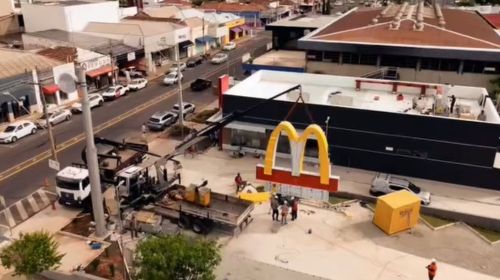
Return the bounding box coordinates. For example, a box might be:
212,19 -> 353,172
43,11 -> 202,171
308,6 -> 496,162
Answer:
222,95 -> 500,190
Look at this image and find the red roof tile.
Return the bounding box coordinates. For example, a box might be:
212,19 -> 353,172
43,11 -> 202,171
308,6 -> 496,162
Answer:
200,2 -> 269,12
311,7 -> 500,50
483,14 -> 500,29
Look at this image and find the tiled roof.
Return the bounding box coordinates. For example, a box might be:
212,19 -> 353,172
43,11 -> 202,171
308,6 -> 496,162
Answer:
0,48 -> 63,79
37,46 -> 78,62
308,6 -> 500,50
200,2 -> 269,12
483,14 -> 500,29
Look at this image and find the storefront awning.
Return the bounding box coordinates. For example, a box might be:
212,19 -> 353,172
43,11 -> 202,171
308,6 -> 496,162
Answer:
179,40 -> 194,49
195,36 -> 216,44
42,84 -> 59,95
230,27 -> 242,33
240,25 -> 251,31
86,65 -> 117,78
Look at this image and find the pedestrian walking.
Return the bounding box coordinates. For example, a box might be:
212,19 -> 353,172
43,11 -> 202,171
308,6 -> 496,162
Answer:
280,201 -> 289,225
130,214 -> 138,239
291,197 -> 299,221
234,173 -> 246,193
426,259 -> 437,280
270,195 -> 279,221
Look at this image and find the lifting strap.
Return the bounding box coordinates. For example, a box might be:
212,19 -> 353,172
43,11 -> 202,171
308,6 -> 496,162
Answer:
284,91 -> 315,123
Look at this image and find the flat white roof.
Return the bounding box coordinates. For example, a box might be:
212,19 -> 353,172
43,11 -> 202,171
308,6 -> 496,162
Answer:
57,166 -> 88,180
225,70 -> 500,124
267,14 -> 340,29
252,50 -> 306,68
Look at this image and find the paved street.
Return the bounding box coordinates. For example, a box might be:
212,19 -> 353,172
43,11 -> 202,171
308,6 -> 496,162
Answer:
0,33 -> 271,206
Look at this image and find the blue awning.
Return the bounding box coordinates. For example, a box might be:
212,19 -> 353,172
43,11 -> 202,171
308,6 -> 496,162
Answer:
195,36 -> 216,44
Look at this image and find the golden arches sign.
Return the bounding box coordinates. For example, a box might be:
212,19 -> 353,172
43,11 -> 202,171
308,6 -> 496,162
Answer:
263,121 -> 331,185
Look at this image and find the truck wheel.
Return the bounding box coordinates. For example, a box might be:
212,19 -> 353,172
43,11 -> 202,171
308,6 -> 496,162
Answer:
192,219 -> 207,234
178,214 -> 191,229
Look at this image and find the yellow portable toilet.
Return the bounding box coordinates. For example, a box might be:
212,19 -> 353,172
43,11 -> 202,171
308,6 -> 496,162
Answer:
373,190 -> 421,235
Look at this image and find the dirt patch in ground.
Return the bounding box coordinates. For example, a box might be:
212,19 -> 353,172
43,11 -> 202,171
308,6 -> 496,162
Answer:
85,242 -> 127,280
61,213 -> 93,237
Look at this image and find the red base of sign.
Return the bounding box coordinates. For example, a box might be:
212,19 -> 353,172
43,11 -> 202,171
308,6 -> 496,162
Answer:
256,165 -> 339,192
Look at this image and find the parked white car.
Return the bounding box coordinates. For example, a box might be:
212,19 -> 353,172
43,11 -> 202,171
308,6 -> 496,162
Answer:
71,94 -> 104,113
223,42 -> 236,51
101,85 -> 129,101
211,53 -> 229,64
0,121 -> 37,143
128,78 -> 148,91
169,62 -> 187,73
172,102 -> 196,118
163,72 -> 183,85
370,173 -> 431,205
36,109 -> 72,128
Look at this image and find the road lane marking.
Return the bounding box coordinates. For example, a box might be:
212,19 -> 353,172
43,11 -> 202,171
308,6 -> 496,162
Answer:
0,50 -> 256,183
27,196 -> 39,212
15,201 -> 28,220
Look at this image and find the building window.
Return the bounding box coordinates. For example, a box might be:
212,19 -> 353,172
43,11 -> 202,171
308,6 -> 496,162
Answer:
381,55 -> 418,68
420,57 -> 440,70
323,51 -> 340,63
359,54 -> 378,66
463,60 -> 500,74
439,59 -> 460,72
342,52 -> 360,64
306,50 -> 322,61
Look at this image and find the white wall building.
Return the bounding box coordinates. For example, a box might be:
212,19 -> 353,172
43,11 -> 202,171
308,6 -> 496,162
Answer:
83,20 -> 190,72
21,0 -> 120,33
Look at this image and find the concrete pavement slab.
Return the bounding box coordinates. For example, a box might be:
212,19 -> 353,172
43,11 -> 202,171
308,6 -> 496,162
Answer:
11,205 -> 80,237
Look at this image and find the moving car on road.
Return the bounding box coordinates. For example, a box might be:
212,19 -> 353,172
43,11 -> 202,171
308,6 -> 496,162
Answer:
223,41 -> 236,51
163,72 -> 183,85
101,85 -> 129,101
36,109 -> 72,128
190,78 -> 212,91
147,111 -> 178,131
186,56 -> 204,67
169,62 -> 187,73
172,102 -> 196,118
71,93 -> 104,113
0,121 -> 37,143
128,78 -> 148,91
211,53 -> 229,64
370,173 -> 431,205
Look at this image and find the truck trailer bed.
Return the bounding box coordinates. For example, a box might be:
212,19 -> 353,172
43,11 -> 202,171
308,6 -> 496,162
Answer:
154,192 -> 254,227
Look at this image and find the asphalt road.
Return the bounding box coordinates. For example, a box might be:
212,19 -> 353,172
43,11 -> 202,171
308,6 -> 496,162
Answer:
0,33 -> 271,206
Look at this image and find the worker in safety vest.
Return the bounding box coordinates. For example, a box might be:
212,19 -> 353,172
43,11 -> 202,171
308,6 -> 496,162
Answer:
426,259 -> 437,280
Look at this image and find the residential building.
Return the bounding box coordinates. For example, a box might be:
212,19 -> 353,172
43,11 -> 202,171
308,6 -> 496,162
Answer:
22,29 -> 145,90
82,20 -> 190,72
297,4 -> 500,90
0,48 -> 77,123
200,1 -> 290,27
21,0 -> 120,33
219,70 -> 500,190
0,0 -> 21,35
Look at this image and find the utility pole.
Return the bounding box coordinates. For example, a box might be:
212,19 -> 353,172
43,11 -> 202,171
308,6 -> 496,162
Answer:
35,68 -> 58,162
176,45 -> 184,127
202,15 -> 206,56
76,65 -> 107,238
109,40 -> 116,86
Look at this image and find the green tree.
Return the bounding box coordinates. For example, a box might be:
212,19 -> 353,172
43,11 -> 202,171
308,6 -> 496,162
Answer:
490,76 -> 500,102
0,231 -> 64,279
134,235 -> 221,280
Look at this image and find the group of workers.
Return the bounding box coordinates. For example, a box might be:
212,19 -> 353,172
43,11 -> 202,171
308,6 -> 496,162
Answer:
270,194 -> 299,225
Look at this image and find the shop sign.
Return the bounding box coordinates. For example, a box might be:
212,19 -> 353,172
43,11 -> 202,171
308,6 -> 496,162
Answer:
127,52 -> 136,61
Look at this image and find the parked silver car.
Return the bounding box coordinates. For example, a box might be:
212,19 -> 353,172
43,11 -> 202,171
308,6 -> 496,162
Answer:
147,111 -> 178,131
370,173 -> 431,205
36,109 -> 72,128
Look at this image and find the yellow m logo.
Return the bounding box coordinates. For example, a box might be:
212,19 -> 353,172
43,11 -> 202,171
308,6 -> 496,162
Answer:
263,121 -> 331,185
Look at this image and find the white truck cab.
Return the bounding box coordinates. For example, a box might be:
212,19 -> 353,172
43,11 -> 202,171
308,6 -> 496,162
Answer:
116,165 -> 145,199
56,166 -> 91,206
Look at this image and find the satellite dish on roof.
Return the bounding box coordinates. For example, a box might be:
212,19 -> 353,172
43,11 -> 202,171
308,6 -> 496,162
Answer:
58,73 -> 77,93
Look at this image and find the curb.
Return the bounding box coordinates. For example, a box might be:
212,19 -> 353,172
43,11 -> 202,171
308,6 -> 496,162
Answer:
462,222 -> 500,246
419,216 -> 456,231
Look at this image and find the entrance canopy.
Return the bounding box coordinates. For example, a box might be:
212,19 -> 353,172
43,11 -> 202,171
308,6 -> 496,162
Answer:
42,84 -> 59,95
230,27 -> 242,33
86,65 -> 117,78
195,36 -> 216,44
179,40 -> 194,49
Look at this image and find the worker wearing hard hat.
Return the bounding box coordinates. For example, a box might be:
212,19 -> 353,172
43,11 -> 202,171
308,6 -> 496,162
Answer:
426,259 -> 437,280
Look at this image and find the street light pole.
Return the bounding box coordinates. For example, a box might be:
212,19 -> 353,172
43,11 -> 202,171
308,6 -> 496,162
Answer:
36,80 -> 58,162
76,65 -> 107,238
176,45 -> 184,128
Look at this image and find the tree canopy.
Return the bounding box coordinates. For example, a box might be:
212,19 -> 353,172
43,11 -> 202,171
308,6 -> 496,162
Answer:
134,234 -> 221,280
0,231 -> 64,278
